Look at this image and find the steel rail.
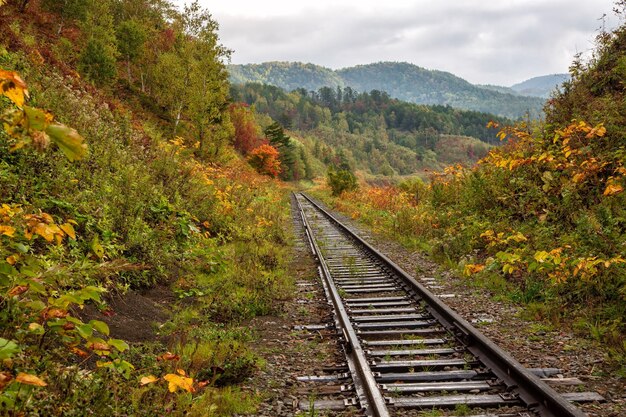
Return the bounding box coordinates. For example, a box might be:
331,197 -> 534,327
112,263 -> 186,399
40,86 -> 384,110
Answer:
299,192 -> 587,417
295,194 -> 390,417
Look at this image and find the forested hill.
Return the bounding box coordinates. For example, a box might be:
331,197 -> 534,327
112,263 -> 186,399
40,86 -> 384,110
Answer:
510,73 -> 570,98
228,61 -> 345,92
228,61 -> 546,119
231,83 -> 512,175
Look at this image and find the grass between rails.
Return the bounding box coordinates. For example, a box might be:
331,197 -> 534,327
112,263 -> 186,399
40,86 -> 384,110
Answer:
0,46 -> 295,414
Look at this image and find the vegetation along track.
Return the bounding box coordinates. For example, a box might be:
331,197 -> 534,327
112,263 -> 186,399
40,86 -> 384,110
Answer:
294,192 -> 603,417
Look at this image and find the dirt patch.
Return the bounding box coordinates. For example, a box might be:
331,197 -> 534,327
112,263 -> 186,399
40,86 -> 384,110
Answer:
78,285 -> 173,343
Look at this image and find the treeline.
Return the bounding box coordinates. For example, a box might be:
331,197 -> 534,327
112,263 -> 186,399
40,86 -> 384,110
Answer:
231,83 -> 510,175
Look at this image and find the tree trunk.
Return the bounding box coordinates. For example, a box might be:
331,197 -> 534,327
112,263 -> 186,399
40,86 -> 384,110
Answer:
126,59 -> 132,83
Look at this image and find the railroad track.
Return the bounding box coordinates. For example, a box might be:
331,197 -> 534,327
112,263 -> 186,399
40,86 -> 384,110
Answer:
294,192 -> 603,417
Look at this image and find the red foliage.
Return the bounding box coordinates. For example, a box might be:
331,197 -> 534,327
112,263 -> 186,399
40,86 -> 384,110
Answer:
159,28 -> 176,51
247,144 -> 281,178
229,103 -> 264,155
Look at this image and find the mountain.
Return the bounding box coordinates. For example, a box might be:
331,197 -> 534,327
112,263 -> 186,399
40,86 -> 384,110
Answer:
510,73 -> 570,98
228,62 -> 344,92
227,61 -> 545,119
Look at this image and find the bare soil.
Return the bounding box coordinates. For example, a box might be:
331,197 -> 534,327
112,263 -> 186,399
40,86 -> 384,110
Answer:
78,285 -> 173,343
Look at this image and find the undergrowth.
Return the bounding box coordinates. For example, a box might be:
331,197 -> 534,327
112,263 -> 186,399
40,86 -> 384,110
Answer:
0,21 -> 292,417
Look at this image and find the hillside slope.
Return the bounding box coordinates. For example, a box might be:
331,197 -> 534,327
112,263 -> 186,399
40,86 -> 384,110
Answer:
0,2 -> 293,415
231,83 -> 512,176
228,61 -> 345,92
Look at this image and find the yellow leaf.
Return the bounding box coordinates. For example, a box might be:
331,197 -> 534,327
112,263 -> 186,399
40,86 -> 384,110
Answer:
463,263 -> 485,276
0,225 -> 15,237
6,255 -> 18,265
0,70 -> 28,108
164,373 -> 195,393
15,372 -> 47,387
28,323 -> 43,332
604,180 -> 624,196
60,223 -> 76,239
91,236 -> 105,259
140,375 -> 158,386
33,223 -> 58,242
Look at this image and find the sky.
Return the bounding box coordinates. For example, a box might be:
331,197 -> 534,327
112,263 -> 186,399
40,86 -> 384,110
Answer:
172,0 -> 621,86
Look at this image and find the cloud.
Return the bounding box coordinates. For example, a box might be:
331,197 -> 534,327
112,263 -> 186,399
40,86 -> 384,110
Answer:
208,0 -> 618,85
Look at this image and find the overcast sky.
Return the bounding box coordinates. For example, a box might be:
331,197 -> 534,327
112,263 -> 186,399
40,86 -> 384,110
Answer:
173,0 -> 620,86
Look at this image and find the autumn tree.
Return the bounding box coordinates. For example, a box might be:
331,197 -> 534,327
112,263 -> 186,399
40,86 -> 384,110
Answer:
247,144 -> 281,177
230,104 -> 264,154
264,121 -> 297,180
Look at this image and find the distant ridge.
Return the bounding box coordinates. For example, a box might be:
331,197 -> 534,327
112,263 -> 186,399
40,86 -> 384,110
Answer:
510,73 -> 570,98
227,61 -> 546,119
228,62 -> 345,92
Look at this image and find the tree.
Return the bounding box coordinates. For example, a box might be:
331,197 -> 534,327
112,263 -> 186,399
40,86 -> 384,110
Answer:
116,19 -> 146,82
264,121 -> 297,180
77,1 -> 118,85
247,144 -> 281,177
42,0 -> 89,34
230,104 -> 263,154
78,39 -> 117,85
327,164 -> 358,196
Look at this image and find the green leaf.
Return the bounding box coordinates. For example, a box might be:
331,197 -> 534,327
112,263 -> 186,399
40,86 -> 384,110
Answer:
76,324 -> 94,339
90,236 -> 104,259
0,262 -> 17,277
0,338 -> 19,360
13,243 -> 29,253
45,123 -> 88,161
108,339 -> 129,353
27,279 -> 45,294
90,320 -> 109,336
82,286 -> 104,302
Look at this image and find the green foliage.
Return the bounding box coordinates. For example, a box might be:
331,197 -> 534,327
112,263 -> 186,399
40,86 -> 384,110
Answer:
327,165 -> 358,196
77,2 -> 118,85
116,19 -> 146,62
232,83 -> 505,176
0,3 -> 292,411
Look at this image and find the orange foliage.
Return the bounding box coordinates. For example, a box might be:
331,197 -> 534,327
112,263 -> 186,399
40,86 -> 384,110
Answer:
247,144 -> 281,177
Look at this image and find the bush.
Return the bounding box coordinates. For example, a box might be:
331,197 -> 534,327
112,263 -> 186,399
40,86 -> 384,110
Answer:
327,166 -> 358,196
